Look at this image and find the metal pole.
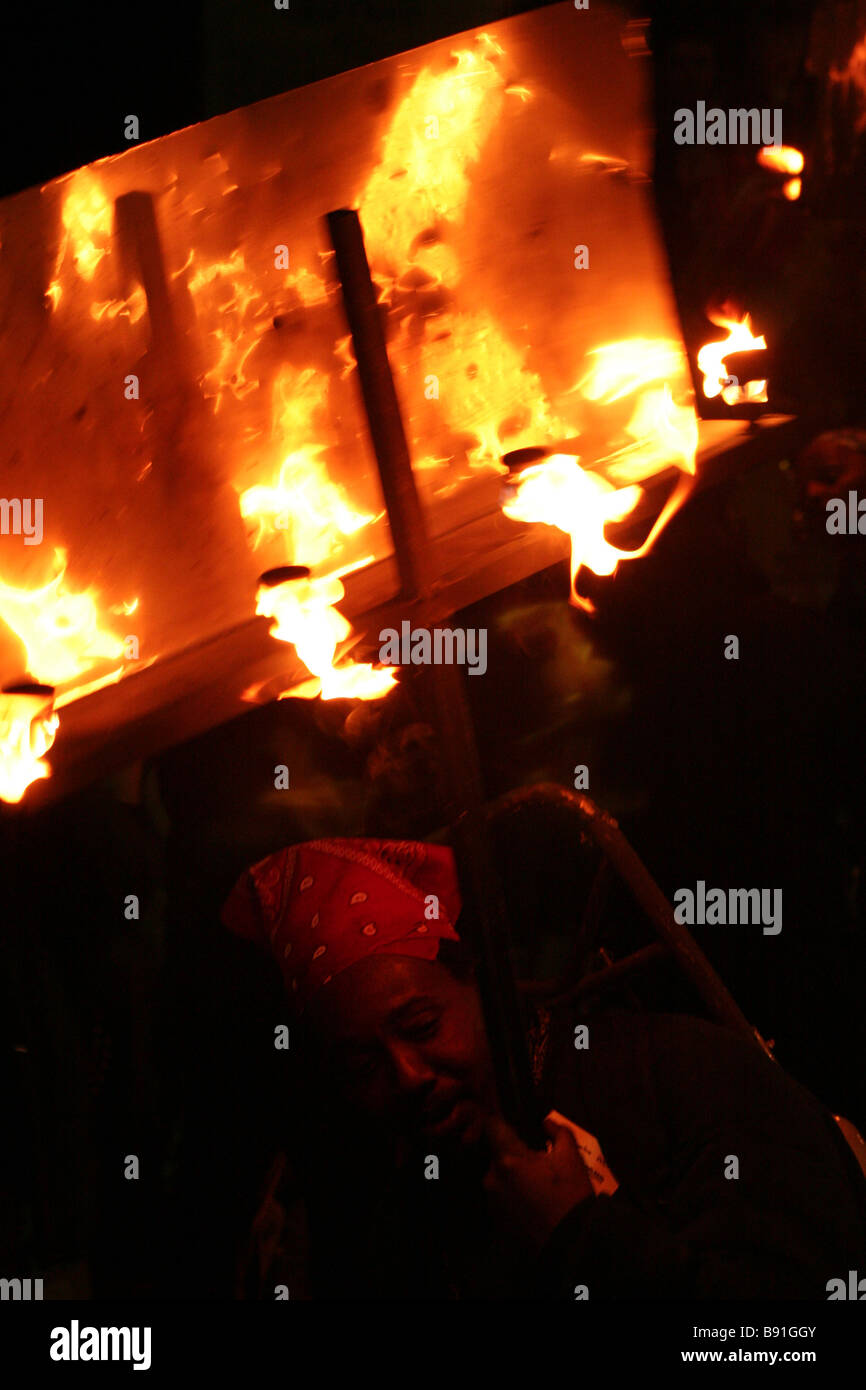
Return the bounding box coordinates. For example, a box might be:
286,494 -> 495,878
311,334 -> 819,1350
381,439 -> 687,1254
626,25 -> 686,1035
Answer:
326,207 -> 545,1146
326,209 -> 433,604
556,787 -> 774,1058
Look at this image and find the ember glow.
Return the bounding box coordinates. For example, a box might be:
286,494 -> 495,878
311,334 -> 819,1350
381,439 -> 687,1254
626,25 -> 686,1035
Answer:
0,550 -> 129,688
757,145 -> 804,176
829,34 -> 866,132
0,687 -> 59,804
697,311 -> 768,405
257,572 -> 397,701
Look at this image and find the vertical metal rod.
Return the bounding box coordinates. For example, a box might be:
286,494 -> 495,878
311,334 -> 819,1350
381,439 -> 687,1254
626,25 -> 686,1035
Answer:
326,209 -> 433,603
114,191 -> 181,357
326,207 -> 545,1146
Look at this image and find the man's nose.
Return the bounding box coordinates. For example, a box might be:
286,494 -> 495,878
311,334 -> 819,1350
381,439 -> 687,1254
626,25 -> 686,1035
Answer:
388,1040 -> 436,1092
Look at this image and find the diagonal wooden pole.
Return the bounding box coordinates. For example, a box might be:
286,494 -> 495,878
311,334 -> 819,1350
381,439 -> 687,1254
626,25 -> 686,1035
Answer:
326,208 -> 545,1147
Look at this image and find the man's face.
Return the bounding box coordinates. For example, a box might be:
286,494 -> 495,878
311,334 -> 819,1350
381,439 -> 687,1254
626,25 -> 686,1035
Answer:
307,954 -> 500,1152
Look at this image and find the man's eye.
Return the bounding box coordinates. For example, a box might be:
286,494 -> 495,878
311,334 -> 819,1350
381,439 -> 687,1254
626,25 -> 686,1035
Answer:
405,1015 -> 440,1039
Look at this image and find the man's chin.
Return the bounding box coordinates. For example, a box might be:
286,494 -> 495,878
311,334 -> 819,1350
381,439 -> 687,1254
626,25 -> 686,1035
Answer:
420,1098 -> 485,1150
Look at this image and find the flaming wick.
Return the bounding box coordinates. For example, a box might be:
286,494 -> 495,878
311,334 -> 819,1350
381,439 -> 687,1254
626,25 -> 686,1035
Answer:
0,683 -> 59,804
256,568 -> 397,701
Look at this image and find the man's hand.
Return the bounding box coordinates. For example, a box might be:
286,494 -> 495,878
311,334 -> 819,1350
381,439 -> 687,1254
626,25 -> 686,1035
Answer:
482,1114 -> 594,1252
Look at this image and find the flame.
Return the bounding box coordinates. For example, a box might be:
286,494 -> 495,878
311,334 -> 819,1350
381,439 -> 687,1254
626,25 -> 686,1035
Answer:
0,549 -> 128,687
59,172 -> 112,281
783,177 -> 802,201
0,688 -> 59,804
500,335 -> 700,609
354,34 -> 574,471
188,250 -> 268,409
503,452 -> 696,613
757,146 -> 804,175
257,573 -> 397,700
614,384 -> 698,480
578,339 -> 686,406
426,311 -> 570,469
239,366 -> 379,562
358,34 -> 506,273
241,450 -> 376,559
46,172 -> 149,321
187,250 -> 330,412
697,311 -> 767,405
503,456 -> 649,613
576,339 -> 698,480
578,152 -> 631,175
111,597 -> 139,616
90,286 -> 147,323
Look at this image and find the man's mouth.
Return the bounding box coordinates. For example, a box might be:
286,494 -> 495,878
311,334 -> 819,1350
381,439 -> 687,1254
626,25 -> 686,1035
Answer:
420,1095 -> 475,1140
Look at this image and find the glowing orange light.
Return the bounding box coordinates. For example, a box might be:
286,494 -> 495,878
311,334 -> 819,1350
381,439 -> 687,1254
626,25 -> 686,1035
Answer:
502,449 -> 695,613
0,549 -> 130,688
697,311 -> 768,406
59,172 -> 112,281
501,337 -> 698,607
0,687 -> 59,804
257,572 -> 397,701
757,145 -> 804,175
238,367 -> 380,564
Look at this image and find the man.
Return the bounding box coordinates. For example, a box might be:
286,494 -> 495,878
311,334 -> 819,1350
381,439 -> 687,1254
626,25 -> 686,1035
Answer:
222,836 -> 866,1299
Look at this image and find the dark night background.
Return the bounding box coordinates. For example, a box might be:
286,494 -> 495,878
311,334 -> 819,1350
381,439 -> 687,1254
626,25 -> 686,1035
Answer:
1,0 -> 865,1299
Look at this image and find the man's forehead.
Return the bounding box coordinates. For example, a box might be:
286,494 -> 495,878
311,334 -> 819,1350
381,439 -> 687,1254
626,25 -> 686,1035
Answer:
328,992 -> 443,1052
311,956 -> 450,1033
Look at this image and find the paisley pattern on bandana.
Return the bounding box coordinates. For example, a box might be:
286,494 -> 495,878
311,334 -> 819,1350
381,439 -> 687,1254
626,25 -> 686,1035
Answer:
221,838 -> 462,1011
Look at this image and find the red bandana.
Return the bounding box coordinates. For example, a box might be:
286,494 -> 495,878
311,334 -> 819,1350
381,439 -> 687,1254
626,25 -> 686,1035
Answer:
221,838 -> 462,1010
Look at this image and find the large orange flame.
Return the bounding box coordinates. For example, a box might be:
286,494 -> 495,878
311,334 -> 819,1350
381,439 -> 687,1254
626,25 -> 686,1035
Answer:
46,171 -> 148,319
697,311 -> 768,405
238,366 -> 381,564
356,33 -> 570,470
502,451 -> 694,614
576,339 -> 698,481
503,455 -> 642,611
358,33 -> 507,274
501,336 -> 698,610
257,571 -> 397,701
0,549 -> 129,688
0,687 -> 59,804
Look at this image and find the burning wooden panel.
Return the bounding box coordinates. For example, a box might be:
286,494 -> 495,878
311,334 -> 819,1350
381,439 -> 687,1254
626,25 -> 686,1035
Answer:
0,0 -> 769,801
